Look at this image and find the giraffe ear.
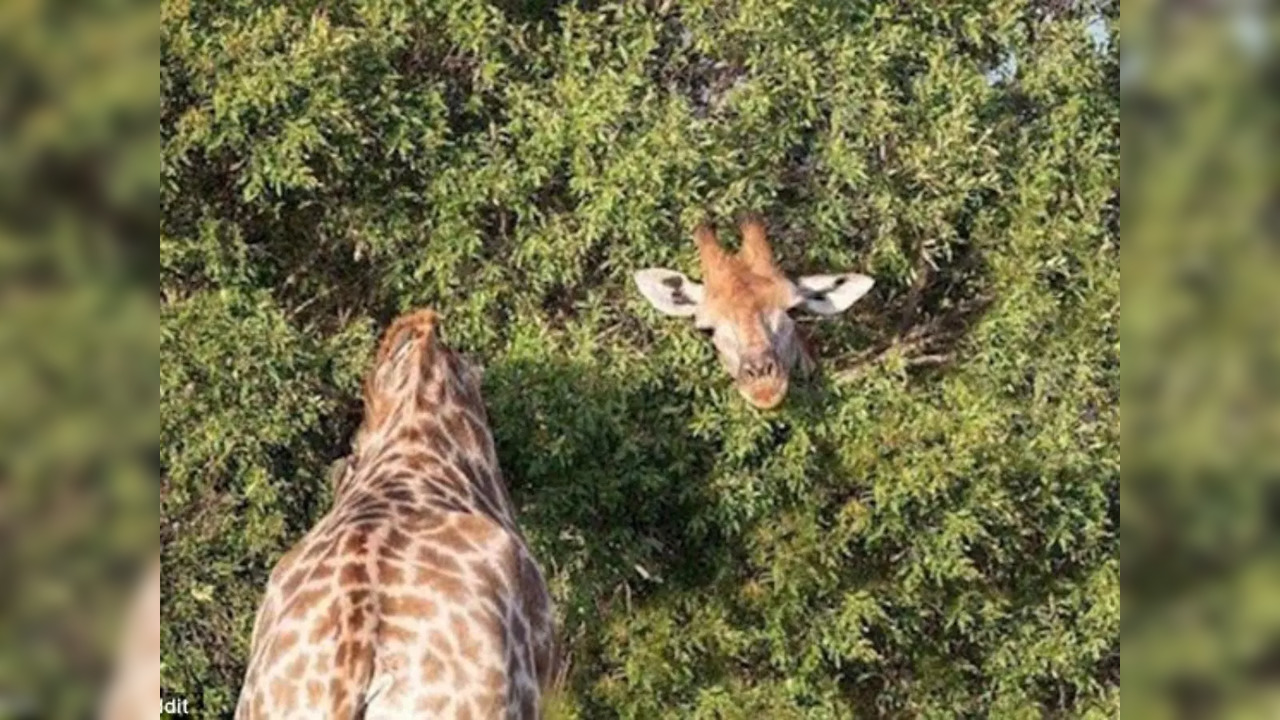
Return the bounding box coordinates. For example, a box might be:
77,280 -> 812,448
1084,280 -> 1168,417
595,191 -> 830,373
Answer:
633,268 -> 704,317
790,273 -> 875,315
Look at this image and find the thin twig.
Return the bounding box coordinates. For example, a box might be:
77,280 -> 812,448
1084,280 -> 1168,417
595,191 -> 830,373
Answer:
831,327 -> 958,384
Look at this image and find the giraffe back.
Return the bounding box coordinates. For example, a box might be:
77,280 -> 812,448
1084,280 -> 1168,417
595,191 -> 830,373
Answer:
236,310 -> 556,719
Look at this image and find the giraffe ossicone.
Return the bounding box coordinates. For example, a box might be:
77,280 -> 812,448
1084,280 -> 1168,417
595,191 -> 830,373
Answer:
634,215 -> 875,409
237,309 -> 557,719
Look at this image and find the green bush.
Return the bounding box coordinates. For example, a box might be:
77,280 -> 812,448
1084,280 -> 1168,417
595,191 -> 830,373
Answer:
161,1 -> 1117,716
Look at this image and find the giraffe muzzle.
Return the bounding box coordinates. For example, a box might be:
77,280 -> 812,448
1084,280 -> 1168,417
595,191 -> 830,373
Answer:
738,376 -> 788,410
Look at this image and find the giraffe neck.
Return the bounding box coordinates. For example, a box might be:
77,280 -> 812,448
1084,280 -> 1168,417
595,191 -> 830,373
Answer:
343,372 -> 517,528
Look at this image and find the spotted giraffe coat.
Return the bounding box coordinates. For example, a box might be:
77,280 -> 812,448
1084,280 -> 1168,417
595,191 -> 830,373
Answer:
236,310 -> 557,719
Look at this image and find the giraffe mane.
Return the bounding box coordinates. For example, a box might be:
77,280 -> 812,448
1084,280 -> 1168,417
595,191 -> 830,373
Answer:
357,309 -> 441,452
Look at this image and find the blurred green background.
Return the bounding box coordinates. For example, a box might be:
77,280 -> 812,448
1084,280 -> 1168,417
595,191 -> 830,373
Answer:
157,0 -> 1119,717
1122,1 -> 1280,718
0,0 -> 156,717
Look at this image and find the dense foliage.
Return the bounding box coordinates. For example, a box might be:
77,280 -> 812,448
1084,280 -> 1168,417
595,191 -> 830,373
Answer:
161,0 -> 1118,716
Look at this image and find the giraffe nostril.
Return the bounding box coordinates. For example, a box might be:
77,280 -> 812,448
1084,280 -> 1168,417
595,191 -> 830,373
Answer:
741,356 -> 780,381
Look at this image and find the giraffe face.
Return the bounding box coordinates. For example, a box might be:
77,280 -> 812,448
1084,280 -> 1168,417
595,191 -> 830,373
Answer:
634,218 -> 874,410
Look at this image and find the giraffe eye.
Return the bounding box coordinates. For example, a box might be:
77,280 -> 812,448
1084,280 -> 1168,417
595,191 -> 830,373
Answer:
695,325 -> 715,338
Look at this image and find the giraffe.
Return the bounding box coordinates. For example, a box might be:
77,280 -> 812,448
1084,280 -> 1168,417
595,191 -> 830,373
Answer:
236,309 -> 557,719
633,215 -> 875,409
99,557 -> 161,720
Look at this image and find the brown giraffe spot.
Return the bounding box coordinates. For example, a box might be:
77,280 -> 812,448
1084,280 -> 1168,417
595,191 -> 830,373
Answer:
291,585 -> 330,614
452,451 -> 481,483
383,486 -> 415,504
306,679 -> 324,707
348,509 -> 390,525
380,592 -> 438,618
344,530 -> 370,555
426,421 -> 458,451
428,628 -> 454,655
423,569 -> 468,601
376,558 -> 405,584
463,419 -> 487,458
402,509 -> 448,534
459,513 -> 501,542
450,657 -> 471,687
450,613 -> 482,662
386,527 -> 412,552
470,605 -> 502,635
340,563 -> 371,586
268,677 -> 297,713
432,463 -> 467,491
415,695 -> 449,713
274,544 -> 303,570
335,641 -> 351,667
458,701 -> 476,720
423,655 -> 447,682
359,457 -> 390,480
427,495 -> 470,516
474,560 -> 509,598
398,425 -> 425,444
353,521 -> 384,536
416,543 -> 465,574
441,410 -> 466,443
347,605 -> 366,630
476,691 -> 506,717
378,621 -> 414,644
303,540 -> 331,561
434,524 -> 476,553
251,689 -> 266,718
463,468 -> 495,505
311,561 -> 335,580
482,667 -> 506,693
280,567 -> 308,596
357,496 -> 392,512
284,652 -> 308,679
348,640 -> 373,681
264,630 -> 299,665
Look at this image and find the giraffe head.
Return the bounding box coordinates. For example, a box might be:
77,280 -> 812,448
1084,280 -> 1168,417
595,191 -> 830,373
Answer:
354,309 -> 484,457
634,216 -> 874,409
